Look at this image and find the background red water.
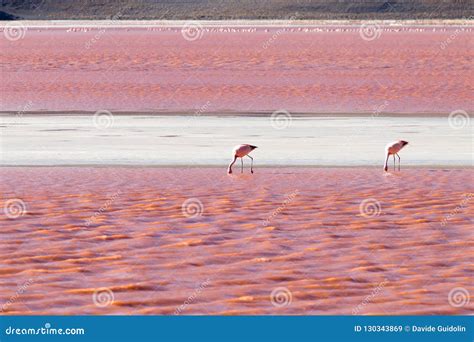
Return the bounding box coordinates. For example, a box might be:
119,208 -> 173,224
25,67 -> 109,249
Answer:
1,26 -> 472,113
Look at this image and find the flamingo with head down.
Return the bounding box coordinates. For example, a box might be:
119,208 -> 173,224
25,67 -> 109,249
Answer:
227,144 -> 257,174
384,140 -> 409,171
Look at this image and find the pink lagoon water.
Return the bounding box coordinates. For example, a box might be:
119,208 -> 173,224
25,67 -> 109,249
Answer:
1,24 -> 473,316
1,168 -> 472,314
1,25 -> 473,113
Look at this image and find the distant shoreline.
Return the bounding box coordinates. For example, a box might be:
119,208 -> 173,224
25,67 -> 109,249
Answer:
1,165 -> 473,169
1,0 -> 472,22
1,111 -> 470,118
1,19 -> 473,27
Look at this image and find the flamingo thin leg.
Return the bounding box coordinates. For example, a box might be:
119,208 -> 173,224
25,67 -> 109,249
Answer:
247,155 -> 254,174
240,158 -> 243,173
396,153 -> 401,171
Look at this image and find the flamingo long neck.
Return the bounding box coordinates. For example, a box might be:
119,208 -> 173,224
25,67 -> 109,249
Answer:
384,152 -> 390,169
228,156 -> 237,172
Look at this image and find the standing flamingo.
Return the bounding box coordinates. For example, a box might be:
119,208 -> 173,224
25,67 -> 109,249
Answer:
384,140 -> 409,171
227,144 -> 257,174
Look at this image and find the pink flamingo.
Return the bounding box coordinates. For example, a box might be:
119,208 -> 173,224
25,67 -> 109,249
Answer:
227,144 -> 257,174
384,140 -> 409,171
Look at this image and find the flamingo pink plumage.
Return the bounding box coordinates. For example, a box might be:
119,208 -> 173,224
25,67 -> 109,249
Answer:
384,140 -> 409,171
227,144 -> 257,174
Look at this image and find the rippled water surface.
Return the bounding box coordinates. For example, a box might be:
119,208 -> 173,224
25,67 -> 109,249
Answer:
1,26 -> 472,113
1,168 -> 472,314
1,23 -> 472,317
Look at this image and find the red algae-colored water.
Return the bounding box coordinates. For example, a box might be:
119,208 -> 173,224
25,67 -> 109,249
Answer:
1,168 -> 472,315
1,26 -> 473,113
